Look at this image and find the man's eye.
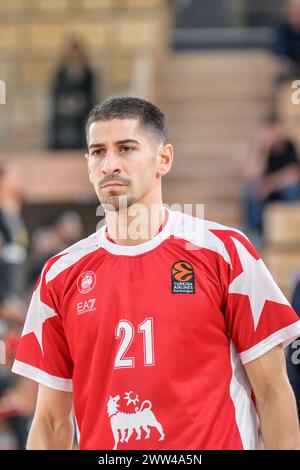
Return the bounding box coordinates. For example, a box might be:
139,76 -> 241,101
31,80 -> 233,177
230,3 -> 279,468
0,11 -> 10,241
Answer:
92,149 -> 105,156
120,146 -> 134,153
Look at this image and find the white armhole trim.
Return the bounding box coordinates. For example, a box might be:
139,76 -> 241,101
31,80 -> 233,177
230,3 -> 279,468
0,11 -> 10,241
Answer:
240,320 -> 300,364
12,359 -> 73,392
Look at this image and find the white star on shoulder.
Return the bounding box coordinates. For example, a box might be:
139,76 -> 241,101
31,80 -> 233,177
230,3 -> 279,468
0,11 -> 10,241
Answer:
228,237 -> 289,330
22,282 -> 58,355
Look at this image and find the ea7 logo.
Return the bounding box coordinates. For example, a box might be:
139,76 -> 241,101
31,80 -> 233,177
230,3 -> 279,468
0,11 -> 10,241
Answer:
77,298 -> 96,315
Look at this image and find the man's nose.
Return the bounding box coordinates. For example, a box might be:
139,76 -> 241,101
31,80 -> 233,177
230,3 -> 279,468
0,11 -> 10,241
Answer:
101,151 -> 121,175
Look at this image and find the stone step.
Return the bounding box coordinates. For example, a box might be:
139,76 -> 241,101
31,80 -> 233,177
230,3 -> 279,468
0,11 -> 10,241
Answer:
264,202 -> 300,245
163,178 -> 241,201
262,249 -> 300,300
159,51 -> 275,75
159,86 -> 271,102
2,153 -> 94,203
164,200 -> 241,228
168,122 -> 259,142
169,159 -> 243,178
162,102 -> 268,122
155,50 -> 272,229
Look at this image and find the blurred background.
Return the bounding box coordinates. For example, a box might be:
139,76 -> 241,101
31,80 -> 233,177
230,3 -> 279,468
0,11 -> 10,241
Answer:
0,0 -> 300,449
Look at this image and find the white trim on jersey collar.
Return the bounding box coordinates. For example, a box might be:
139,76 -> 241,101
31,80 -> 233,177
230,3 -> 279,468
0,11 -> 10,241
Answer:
97,207 -> 172,256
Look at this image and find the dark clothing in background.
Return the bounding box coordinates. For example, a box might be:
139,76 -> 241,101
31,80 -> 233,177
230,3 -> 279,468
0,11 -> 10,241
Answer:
264,140 -> 299,176
244,139 -> 300,237
0,210 -> 28,449
0,211 -> 12,245
0,209 -> 13,305
0,208 -> 28,299
271,23 -> 300,112
274,22 -> 300,63
49,66 -> 95,150
286,280 -> 300,418
291,280 -> 300,314
0,371 -> 27,450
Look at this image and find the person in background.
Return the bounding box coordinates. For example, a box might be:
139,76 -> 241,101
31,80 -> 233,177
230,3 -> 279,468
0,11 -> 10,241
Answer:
53,211 -> 84,248
274,0 -> 300,87
0,161 -> 30,449
28,211 -> 83,287
286,279 -> 300,419
0,333 -> 36,450
49,38 -> 97,150
243,114 -> 300,247
0,162 -> 27,322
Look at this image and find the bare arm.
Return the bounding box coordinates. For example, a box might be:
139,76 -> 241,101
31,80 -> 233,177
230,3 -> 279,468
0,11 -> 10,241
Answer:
27,384 -> 74,450
244,345 -> 300,450
259,164 -> 300,196
244,141 -> 269,181
0,295 -> 26,324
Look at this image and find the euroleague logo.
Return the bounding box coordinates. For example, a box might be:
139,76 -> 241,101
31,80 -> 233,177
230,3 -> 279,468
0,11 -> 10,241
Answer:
77,271 -> 96,294
171,260 -> 195,294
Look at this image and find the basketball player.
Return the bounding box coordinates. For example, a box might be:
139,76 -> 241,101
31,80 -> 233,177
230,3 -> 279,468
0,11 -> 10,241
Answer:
12,97 -> 300,450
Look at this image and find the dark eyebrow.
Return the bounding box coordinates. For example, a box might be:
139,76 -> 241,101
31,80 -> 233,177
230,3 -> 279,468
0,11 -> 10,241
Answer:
88,139 -> 139,150
116,139 -> 140,145
88,143 -> 105,149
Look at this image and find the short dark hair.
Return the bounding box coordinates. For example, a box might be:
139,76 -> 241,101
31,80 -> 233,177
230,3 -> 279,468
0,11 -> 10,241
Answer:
85,96 -> 168,145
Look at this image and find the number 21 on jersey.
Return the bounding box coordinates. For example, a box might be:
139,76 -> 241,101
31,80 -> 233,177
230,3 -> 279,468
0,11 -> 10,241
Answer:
114,318 -> 155,369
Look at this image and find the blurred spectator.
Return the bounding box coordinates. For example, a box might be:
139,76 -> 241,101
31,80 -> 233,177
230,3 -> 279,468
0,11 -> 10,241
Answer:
0,162 -> 27,323
54,210 -> 84,247
0,332 -> 34,450
286,278 -> 300,419
49,38 -> 97,150
274,0 -> 300,86
243,115 -> 300,246
0,162 -> 30,449
29,211 -> 83,286
10,210 -> 84,446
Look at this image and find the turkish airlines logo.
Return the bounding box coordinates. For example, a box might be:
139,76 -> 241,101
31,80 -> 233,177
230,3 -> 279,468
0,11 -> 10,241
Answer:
77,271 -> 96,294
171,260 -> 195,294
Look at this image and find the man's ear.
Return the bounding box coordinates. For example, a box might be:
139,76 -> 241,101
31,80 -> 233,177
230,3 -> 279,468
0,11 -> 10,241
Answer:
157,143 -> 174,177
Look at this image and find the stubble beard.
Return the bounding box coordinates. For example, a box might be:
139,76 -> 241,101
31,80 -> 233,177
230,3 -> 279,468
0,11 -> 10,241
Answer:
100,193 -> 136,212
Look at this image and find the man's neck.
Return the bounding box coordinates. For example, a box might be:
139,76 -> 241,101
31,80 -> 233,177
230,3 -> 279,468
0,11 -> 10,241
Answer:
105,203 -> 166,246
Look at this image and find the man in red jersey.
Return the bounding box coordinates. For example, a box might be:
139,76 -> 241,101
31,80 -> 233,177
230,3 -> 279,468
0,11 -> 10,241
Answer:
12,97 -> 300,450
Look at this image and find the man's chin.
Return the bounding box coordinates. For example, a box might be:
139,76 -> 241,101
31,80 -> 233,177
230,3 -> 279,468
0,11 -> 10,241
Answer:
101,195 -> 135,212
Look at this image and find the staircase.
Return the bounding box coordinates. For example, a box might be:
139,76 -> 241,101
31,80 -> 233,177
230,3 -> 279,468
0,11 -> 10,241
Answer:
155,50 -> 275,228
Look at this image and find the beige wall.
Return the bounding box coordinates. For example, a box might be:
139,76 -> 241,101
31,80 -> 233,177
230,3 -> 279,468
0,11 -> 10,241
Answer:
0,0 -> 171,151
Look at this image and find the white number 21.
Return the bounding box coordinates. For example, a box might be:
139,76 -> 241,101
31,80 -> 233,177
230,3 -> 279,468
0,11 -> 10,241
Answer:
114,318 -> 155,369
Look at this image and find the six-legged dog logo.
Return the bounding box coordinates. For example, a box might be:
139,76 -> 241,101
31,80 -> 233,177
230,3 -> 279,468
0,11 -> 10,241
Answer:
107,392 -> 165,450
